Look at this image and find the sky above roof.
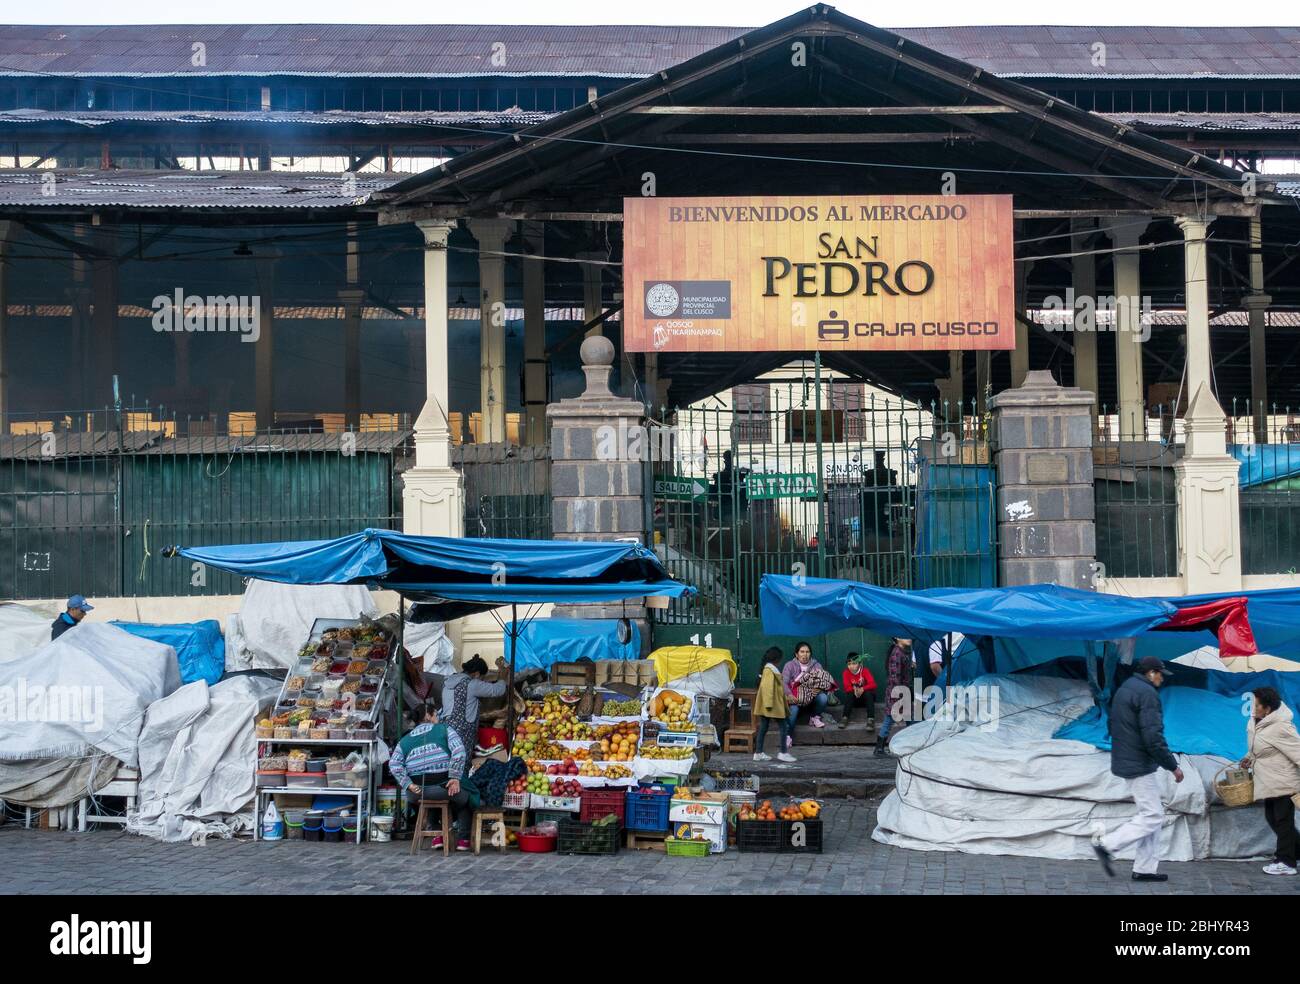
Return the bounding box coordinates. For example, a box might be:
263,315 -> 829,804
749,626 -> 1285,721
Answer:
8,0 -> 1300,28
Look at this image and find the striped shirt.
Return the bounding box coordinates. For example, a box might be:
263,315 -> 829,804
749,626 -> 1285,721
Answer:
388,722 -> 467,788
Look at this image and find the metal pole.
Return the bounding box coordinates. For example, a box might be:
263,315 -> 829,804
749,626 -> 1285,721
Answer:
814,351 -> 827,576
506,603 -> 518,740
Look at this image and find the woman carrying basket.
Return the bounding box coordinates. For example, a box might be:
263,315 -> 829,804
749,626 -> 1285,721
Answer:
1240,686 -> 1300,876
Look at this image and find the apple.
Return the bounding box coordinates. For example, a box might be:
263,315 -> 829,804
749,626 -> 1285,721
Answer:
546,765 -> 558,775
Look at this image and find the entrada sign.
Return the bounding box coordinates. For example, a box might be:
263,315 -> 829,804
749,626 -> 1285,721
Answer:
746,472 -> 819,499
623,196 -> 1014,353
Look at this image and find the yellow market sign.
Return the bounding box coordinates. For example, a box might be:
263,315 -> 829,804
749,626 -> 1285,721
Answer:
746,472 -> 819,499
623,195 -> 1015,353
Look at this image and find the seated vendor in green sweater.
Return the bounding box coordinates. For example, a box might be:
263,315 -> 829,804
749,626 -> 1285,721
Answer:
390,702 -> 481,851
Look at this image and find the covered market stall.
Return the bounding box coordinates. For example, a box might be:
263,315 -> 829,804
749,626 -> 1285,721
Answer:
172,529 -> 809,854
759,574 -> 1293,862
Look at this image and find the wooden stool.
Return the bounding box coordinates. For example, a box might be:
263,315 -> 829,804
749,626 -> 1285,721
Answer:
410,800 -> 452,856
724,687 -> 758,753
471,808 -> 507,855
723,726 -> 756,753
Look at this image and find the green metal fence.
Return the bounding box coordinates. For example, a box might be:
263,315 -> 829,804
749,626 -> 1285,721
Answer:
1093,402 -> 1180,580
645,374 -> 997,681
1229,399 -> 1300,576
0,407 -> 409,599
454,441 -> 552,540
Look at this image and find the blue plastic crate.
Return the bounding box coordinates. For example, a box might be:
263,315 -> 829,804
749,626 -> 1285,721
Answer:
624,787 -> 672,832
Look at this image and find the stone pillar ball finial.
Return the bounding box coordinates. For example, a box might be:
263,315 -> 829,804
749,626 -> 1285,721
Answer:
580,334 -> 615,367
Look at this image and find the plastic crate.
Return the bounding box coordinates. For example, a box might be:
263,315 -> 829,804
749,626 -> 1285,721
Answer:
556,818 -> 621,855
624,787 -> 672,832
578,788 -> 627,824
735,819 -> 785,853
534,808 -> 574,827
502,791 -> 529,810
781,818 -> 824,854
708,771 -> 761,792
665,836 -> 710,857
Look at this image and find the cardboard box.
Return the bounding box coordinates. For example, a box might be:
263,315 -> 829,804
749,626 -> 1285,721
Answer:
670,791 -> 729,826
670,820 -> 726,853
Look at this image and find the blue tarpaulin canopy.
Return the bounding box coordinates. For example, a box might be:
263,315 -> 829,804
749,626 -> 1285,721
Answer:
501,618 -> 641,673
172,529 -> 692,617
760,575 -> 1177,646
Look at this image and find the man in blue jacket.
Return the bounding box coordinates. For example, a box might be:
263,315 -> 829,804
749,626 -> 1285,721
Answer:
50,594 -> 93,641
1093,656 -> 1184,882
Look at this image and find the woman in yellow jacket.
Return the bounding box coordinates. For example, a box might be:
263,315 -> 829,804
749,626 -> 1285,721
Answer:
754,647 -> 796,763
1240,686 -> 1300,876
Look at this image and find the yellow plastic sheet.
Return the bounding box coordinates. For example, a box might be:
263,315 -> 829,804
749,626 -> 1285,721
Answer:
648,645 -> 738,686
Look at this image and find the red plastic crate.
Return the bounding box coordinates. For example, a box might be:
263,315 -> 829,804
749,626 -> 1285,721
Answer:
578,788 -> 627,824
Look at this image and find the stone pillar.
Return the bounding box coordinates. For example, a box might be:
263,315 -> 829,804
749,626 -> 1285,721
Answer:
404,220 -> 464,538
1246,216 -> 1270,444
469,219 -> 513,445
1175,383 -> 1243,593
1071,219 -> 1098,410
547,335 -> 647,629
1105,218 -> 1149,441
340,287 -> 365,430
521,221 -> 548,446
254,250 -> 278,432
1011,258 -> 1033,389
1176,215 -> 1216,401
89,225 -> 118,406
989,370 -> 1097,589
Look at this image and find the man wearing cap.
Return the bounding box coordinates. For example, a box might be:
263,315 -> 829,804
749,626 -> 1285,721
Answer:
50,595 -> 93,641
1093,655 -> 1184,882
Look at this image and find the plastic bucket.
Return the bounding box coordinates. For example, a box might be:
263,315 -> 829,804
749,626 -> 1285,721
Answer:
369,815 -> 394,843
376,786 -> 398,817
285,819 -> 304,840
302,820 -> 323,842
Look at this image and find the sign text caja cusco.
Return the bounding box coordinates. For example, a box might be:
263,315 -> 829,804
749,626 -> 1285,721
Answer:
623,196 -> 1015,353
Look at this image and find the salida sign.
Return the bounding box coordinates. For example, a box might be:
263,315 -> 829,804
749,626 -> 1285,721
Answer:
623,196 -> 1014,353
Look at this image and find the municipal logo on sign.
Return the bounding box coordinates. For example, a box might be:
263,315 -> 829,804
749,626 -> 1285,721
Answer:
645,282 -> 681,317
654,476 -> 708,500
642,280 -> 732,319
745,472 -> 819,499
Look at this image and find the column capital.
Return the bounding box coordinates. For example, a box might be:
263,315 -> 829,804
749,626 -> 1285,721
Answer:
467,217 -> 514,250
1244,293 -> 1273,311
415,218 -> 455,247
1101,216 -> 1150,250
1175,214 -> 1216,238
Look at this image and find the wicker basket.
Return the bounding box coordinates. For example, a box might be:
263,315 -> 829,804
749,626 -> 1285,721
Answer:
1215,765 -> 1254,807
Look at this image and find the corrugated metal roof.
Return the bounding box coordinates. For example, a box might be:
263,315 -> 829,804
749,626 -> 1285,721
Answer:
0,167 -> 402,208
0,23 -> 1295,79
0,430 -> 163,459
0,109 -> 555,128
1099,112 -> 1300,131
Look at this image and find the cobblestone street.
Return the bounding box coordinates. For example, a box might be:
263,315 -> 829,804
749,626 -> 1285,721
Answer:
3,800 -> 1294,895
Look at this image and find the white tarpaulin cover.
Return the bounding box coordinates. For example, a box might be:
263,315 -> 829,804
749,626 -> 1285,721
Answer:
224,578 -> 378,671
0,622 -> 181,769
127,675 -> 280,843
403,618 -> 455,677
872,673 -> 1274,861
0,602 -> 56,665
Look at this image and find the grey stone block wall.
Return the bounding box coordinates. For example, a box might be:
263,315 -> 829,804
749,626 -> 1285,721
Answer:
988,370 -> 1098,590
544,336 -> 650,642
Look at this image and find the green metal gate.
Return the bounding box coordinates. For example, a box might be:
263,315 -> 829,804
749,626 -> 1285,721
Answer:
647,369 -> 997,684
